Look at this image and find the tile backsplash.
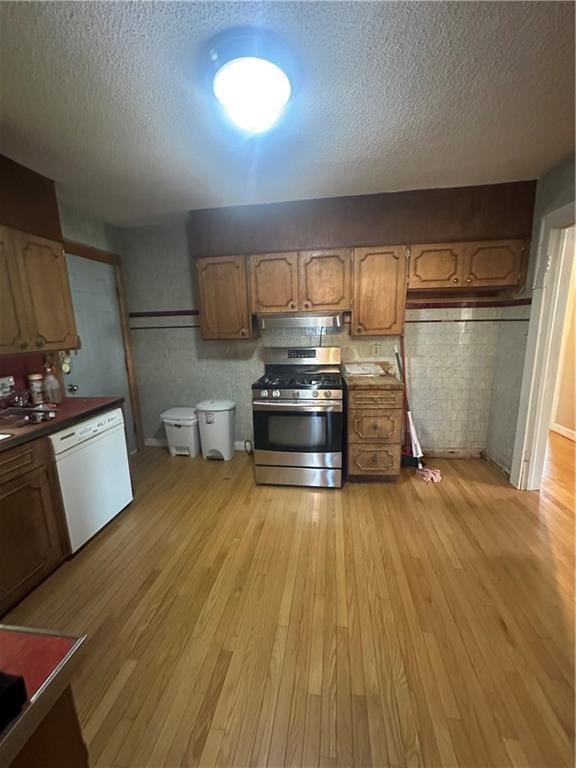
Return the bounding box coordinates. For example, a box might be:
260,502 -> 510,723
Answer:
130,305 -> 529,465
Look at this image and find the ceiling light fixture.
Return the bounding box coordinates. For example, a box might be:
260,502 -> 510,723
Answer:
206,28 -> 294,134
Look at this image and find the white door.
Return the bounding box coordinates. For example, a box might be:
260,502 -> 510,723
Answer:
65,254 -> 136,452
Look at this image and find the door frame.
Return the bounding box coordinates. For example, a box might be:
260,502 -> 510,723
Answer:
63,239 -> 144,451
510,203 -> 575,489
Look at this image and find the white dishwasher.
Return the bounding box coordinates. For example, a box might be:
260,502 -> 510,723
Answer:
49,408 -> 133,553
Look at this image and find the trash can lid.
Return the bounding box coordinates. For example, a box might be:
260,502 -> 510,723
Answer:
195,399 -> 236,412
161,407 -> 198,422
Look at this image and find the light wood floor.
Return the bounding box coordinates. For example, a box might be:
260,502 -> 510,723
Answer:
5,440 -> 574,768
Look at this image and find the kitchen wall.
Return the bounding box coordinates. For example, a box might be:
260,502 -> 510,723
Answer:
484,306 -> 531,471
485,154 -> 575,472
524,154 -> 576,293
119,214 -> 523,457
58,200 -> 118,251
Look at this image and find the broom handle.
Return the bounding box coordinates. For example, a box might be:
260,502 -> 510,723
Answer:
399,336 -> 411,454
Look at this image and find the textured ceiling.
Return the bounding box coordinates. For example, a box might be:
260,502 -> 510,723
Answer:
0,1 -> 574,224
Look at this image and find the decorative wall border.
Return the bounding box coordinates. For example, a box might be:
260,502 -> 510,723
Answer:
128,298 -> 532,330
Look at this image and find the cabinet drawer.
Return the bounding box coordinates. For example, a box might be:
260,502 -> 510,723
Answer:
348,408 -> 402,444
348,389 -> 403,409
348,444 -> 401,476
0,439 -> 50,485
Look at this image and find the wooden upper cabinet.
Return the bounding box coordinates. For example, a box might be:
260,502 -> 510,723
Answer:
12,230 -> 78,351
463,240 -> 524,287
408,239 -> 526,291
351,246 -> 407,336
408,242 -> 465,289
298,249 -> 352,311
197,256 -> 251,340
0,227 -> 31,354
249,252 -> 299,313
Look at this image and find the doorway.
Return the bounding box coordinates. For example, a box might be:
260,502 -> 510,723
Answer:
63,248 -> 142,453
511,213 -> 575,490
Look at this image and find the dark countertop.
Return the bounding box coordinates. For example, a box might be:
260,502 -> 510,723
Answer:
0,396 -> 124,453
0,625 -> 86,765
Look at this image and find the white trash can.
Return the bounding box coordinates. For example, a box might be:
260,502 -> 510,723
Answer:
160,407 -> 200,458
195,399 -> 236,461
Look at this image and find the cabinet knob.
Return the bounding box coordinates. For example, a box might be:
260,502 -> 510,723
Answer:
240,329 -> 247,337
289,302 -> 296,310
452,277 -> 459,283
20,341 -> 29,349
35,338 -> 44,348
303,301 -> 310,309
466,277 -> 472,283
357,327 -> 362,333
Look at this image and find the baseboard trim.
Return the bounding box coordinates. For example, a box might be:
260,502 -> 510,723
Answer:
145,437 -> 250,452
422,448 -> 483,459
550,422 -> 576,442
482,453 -> 511,478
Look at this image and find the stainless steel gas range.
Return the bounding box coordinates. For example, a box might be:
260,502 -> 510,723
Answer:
252,347 -> 344,488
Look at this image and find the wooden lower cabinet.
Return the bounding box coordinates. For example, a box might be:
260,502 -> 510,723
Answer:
348,444 -> 401,476
345,376 -> 404,480
348,408 -> 402,443
0,440 -> 68,616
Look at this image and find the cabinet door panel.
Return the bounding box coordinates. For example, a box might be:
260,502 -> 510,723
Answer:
463,240 -> 524,288
408,243 -> 465,289
249,252 -> 299,313
14,231 -> 78,350
348,408 -> 402,444
299,249 -> 351,311
197,256 -> 251,340
348,389 -> 404,409
348,444 -> 401,476
0,465 -> 67,615
0,227 -> 30,354
352,246 -> 407,336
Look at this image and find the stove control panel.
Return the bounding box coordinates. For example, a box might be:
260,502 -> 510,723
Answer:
260,390 -> 269,398
324,391 -> 332,398
287,349 -> 316,359
272,390 -> 281,398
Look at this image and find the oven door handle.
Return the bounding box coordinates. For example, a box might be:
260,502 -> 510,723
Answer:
253,400 -> 343,413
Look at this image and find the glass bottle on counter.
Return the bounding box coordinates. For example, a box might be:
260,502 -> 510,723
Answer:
42,364 -> 62,405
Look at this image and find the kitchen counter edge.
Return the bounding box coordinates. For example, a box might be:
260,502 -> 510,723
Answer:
343,373 -> 404,390
0,396 -> 125,453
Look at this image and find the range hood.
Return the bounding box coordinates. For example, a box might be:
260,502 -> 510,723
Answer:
257,313 -> 343,330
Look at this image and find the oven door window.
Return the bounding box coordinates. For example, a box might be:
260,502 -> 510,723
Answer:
254,410 -> 342,453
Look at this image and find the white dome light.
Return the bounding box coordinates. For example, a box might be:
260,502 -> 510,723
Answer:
213,56 -> 292,133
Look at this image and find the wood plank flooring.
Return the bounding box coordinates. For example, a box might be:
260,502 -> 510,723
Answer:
5,442 -> 574,767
